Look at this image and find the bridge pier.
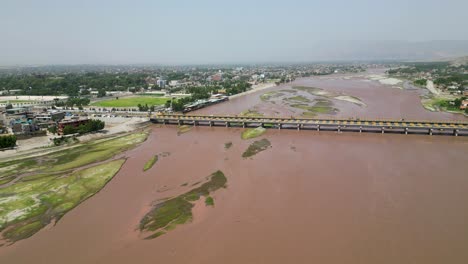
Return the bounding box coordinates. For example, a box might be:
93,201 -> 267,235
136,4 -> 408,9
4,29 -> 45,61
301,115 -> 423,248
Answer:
359,126 -> 362,133
381,127 -> 385,134
209,121 -> 213,127
405,127 -> 408,135
337,126 -> 341,133
242,122 -> 245,128
194,121 -> 198,126
454,129 -> 459,136
178,120 -> 181,126
317,125 -> 320,131
278,124 -> 282,130
429,128 -> 433,135
297,124 -> 300,131
225,122 -> 229,128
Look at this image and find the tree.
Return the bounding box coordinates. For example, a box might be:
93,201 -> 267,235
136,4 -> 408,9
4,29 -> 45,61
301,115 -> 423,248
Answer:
0,135 -> 17,148
98,89 -> 106,97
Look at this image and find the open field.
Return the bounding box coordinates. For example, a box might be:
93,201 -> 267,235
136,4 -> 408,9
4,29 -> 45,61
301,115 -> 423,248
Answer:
91,97 -> 168,107
0,132 -> 148,243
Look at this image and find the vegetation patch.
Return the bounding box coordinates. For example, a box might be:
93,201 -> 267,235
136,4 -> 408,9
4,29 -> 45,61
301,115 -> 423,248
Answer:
290,99 -> 338,115
241,127 -> 266,140
140,171 -> 227,239
260,91 -> 284,101
91,97 -> 168,107
143,155 -> 158,171
224,142 -> 233,149
0,159 -> 126,243
239,109 -> 263,117
205,196 -> 214,206
177,125 -> 192,135
47,132 -> 148,172
293,86 -> 365,106
422,96 -> 467,114
284,95 -> 311,103
242,138 -> 271,158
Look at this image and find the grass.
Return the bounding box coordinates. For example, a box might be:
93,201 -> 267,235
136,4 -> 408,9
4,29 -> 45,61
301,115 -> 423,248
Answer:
205,196 -> 214,206
91,97 -> 168,107
143,155 -> 158,171
224,142 -> 233,149
0,158 -> 39,184
140,171 -> 227,239
242,138 -> 271,158
47,132 -> 148,172
241,127 -> 266,140
0,159 -> 126,243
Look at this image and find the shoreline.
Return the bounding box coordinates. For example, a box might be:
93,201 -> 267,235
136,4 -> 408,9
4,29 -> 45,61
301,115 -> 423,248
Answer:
229,82 -> 278,99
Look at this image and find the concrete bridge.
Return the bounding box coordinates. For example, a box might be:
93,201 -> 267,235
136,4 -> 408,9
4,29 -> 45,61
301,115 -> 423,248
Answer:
150,114 -> 468,136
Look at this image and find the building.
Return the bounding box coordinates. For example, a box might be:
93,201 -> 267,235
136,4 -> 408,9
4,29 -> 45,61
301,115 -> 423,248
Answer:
157,79 -> 166,89
57,119 -> 90,135
460,100 -> 468,110
6,107 -> 28,115
211,73 -> 222,82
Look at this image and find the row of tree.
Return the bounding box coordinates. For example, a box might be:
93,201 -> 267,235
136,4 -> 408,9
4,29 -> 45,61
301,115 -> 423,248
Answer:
63,119 -> 105,135
55,97 -> 90,108
0,135 -> 17,148
0,72 -> 147,96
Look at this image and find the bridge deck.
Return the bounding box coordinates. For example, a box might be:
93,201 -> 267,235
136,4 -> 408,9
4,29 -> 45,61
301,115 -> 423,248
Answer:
150,114 -> 468,136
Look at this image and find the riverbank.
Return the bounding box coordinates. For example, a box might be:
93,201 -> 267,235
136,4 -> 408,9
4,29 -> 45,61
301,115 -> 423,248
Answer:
0,116 -> 149,159
229,82 -> 278,100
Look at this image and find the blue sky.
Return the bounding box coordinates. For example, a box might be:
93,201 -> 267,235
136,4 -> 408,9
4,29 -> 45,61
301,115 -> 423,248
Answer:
1,0 -> 468,65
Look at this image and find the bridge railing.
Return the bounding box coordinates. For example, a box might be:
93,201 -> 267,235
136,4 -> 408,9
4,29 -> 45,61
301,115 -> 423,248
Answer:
152,113 -> 468,125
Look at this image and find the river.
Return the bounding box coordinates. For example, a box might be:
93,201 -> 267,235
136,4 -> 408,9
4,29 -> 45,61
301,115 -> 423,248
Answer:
1,70 -> 467,264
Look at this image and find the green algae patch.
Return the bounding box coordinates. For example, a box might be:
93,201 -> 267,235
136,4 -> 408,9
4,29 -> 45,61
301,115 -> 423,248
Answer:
260,91 -> 285,101
239,109 -> 264,117
290,99 -> 338,116
140,171 -> 227,239
241,127 -> 266,140
284,95 -> 311,103
205,196 -> 214,206
224,142 -> 233,149
242,138 -> 271,158
177,125 -> 192,135
143,155 -> 158,171
0,159 -> 126,243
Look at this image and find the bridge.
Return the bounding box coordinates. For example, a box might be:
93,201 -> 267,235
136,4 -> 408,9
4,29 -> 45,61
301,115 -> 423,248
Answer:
150,114 -> 468,136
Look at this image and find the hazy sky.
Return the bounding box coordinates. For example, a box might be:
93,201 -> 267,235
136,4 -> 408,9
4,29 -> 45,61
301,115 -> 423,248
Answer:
1,0 -> 468,65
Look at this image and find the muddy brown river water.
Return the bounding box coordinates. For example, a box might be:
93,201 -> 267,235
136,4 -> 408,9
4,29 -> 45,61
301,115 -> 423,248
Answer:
1,71 -> 467,264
